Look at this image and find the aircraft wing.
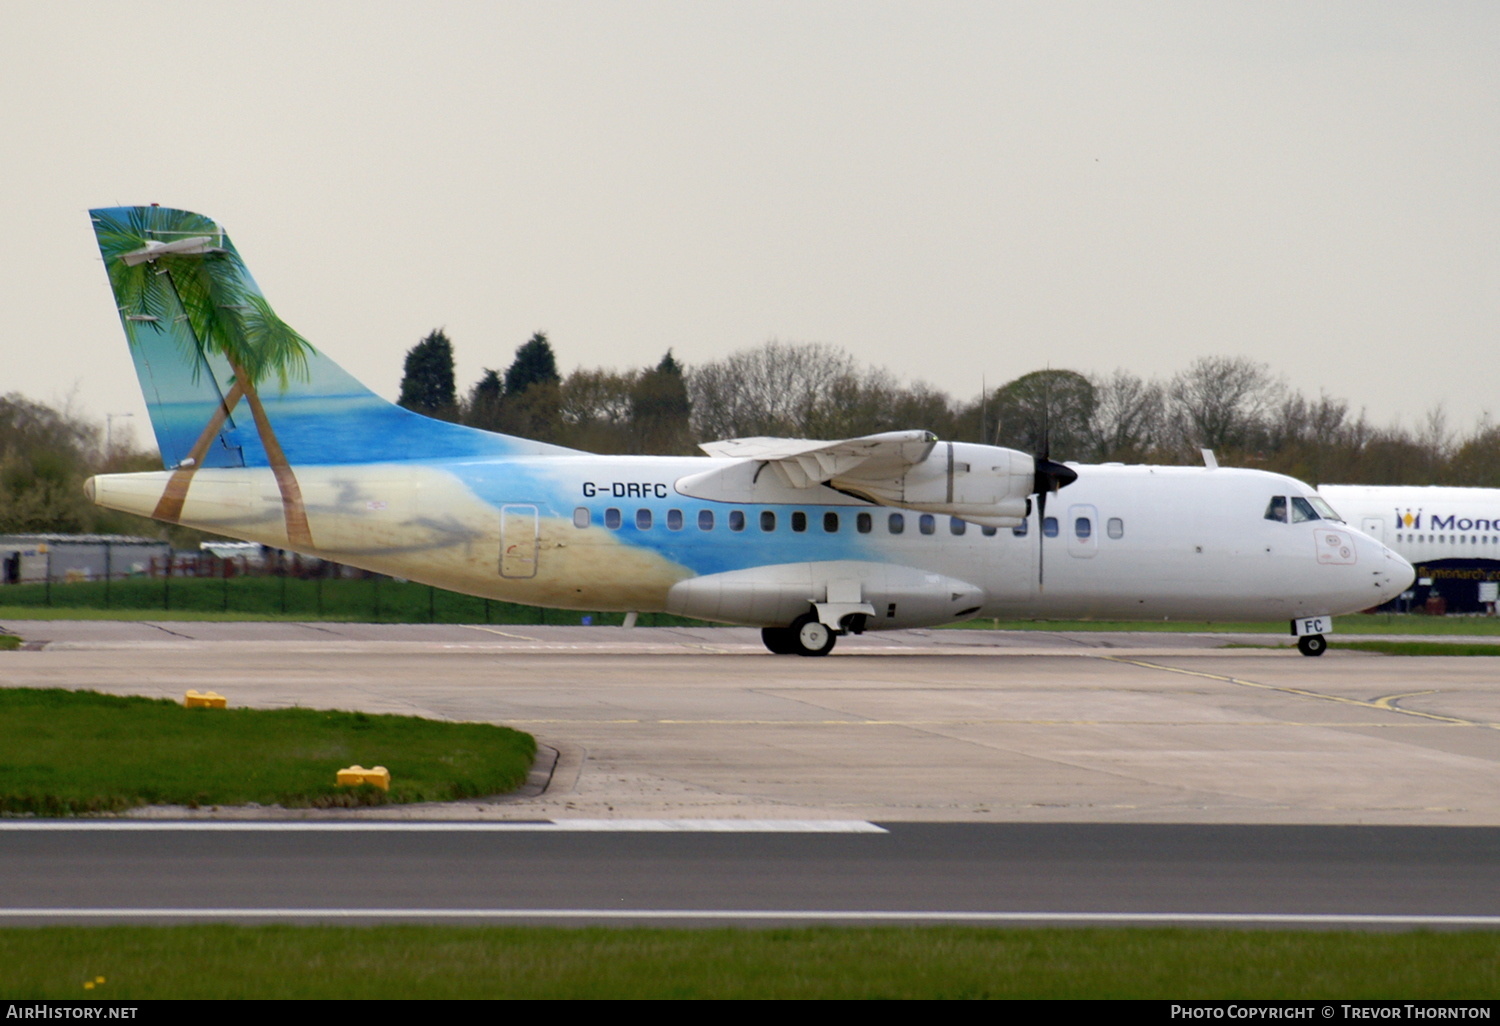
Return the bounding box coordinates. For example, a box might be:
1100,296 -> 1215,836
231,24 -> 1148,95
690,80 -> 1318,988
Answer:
698,430 -> 938,489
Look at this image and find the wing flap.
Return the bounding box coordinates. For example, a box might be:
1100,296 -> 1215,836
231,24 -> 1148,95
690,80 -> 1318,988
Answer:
699,430 -> 938,488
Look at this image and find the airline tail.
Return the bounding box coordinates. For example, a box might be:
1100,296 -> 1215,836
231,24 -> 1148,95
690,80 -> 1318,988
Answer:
90,206 -> 576,469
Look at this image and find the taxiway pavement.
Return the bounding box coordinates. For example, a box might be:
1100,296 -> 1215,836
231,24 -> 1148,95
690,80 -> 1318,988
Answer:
2,622 -> 1497,826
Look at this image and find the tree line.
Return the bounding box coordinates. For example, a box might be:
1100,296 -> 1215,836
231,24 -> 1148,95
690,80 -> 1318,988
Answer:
398,331 -> 1500,487
4,337 -> 1497,537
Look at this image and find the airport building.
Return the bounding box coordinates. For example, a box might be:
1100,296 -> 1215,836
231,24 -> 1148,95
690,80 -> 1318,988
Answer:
0,534 -> 171,585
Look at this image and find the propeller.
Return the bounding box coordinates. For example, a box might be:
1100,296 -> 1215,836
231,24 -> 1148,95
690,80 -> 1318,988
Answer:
1033,451 -> 1078,590
1031,376 -> 1078,590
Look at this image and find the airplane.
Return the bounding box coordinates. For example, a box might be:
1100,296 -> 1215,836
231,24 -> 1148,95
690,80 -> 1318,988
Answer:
1317,484 -> 1500,614
83,206 -> 1414,657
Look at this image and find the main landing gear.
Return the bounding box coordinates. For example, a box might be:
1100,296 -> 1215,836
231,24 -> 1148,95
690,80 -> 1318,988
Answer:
761,613 -> 838,657
1297,634 -> 1327,657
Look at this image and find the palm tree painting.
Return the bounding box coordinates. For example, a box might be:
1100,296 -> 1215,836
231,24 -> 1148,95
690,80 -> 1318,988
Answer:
93,207 -> 318,548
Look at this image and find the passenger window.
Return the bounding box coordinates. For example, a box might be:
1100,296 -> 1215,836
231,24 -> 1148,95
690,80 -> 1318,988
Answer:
666,509 -> 683,531
791,511 -> 807,533
919,514 -> 936,535
698,509 -> 715,531
1265,496 -> 1287,522
605,508 -> 621,530
760,510 -> 776,532
636,509 -> 653,530
981,525 -> 997,537
857,512 -> 872,534
950,517 -> 966,535
889,513 -> 905,535
729,510 -> 745,532
573,507 -> 590,528
1290,497 -> 1319,523
1013,520 -> 1029,537
1075,517 -> 1092,540
1042,517 -> 1059,538
1107,517 -> 1124,539
824,512 -> 839,533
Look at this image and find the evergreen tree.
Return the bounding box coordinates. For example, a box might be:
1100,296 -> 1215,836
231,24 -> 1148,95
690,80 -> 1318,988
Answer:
465,368 -> 504,432
489,332 -> 562,441
398,330 -> 458,421
503,332 -> 560,396
630,349 -> 693,453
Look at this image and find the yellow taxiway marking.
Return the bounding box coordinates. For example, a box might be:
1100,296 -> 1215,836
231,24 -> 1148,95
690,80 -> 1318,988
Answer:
461,625 -> 540,642
1103,657 -> 1499,730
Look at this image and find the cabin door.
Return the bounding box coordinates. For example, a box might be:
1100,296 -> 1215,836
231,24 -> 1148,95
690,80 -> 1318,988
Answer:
1360,516 -> 1384,543
500,504 -> 539,579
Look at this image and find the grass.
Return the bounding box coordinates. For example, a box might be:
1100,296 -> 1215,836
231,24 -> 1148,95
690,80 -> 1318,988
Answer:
2,925 -> 1496,999
1333,640 -> 1500,656
0,576 -> 708,627
0,635 -> 17,651
950,614 -> 1500,635
0,688 -> 535,814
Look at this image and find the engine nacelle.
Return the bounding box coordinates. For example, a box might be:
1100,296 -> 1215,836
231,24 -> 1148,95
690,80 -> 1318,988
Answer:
665,560 -> 986,630
833,442 -> 1034,527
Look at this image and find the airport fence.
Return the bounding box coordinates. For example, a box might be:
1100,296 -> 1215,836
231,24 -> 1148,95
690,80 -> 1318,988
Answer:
0,570 -> 703,627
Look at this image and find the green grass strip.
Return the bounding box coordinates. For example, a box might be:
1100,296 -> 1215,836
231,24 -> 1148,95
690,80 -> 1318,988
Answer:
0,577 -> 709,627
2,925 -> 1496,999
1334,641 -> 1500,656
0,689 -> 534,814
949,615 -> 1500,636
0,635 -> 17,651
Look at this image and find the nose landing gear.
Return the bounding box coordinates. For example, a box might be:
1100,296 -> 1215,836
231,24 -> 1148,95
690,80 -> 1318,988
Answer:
1297,634 -> 1327,657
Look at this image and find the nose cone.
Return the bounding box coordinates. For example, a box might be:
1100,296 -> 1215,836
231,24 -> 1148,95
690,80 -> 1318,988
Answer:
1360,532 -> 1415,609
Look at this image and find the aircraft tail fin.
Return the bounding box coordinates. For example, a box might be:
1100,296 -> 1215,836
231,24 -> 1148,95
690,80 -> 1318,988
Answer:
90,206 -> 578,469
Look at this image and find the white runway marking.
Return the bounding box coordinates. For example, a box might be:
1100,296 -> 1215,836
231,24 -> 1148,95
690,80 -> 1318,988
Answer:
0,908 -> 1494,926
0,819 -> 887,833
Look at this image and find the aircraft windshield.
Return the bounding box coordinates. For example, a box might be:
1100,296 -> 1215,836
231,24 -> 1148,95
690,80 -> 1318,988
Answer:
1290,497 -> 1320,523
1307,495 -> 1343,522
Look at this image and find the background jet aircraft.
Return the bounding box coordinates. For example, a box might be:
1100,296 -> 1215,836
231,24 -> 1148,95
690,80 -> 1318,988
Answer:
85,207 -> 1413,656
1319,484 -> 1500,614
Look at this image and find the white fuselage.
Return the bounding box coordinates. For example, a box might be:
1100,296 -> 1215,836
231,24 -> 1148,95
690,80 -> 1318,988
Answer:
89,458 -> 1413,627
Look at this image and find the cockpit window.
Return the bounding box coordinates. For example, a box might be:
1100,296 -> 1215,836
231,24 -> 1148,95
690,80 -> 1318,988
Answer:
1290,497 -> 1320,523
1307,495 -> 1343,522
1264,496 -> 1287,523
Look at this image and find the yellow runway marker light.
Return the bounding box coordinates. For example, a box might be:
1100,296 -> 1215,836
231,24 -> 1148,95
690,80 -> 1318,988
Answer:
184,690 -> 227,709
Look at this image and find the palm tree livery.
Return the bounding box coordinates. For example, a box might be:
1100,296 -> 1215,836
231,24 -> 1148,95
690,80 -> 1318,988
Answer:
93,207 -> 318,548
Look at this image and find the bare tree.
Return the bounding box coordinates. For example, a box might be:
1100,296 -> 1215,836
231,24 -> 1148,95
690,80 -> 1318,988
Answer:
1086,370 -> 1164,462
689,341 -> 862,440
1166,356 -> 1283,455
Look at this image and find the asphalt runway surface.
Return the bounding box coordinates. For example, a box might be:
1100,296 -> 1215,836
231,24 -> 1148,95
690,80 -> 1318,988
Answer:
2,622 -> 1497,926
2,821 -> 1497,927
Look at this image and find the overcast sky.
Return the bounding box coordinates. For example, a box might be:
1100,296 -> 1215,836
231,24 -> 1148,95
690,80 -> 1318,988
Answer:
3,2 -> 1497,453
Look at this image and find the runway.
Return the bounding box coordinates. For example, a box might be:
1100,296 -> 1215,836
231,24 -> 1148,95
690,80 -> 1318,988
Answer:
2,622 -> 1498,928
2,821 -> 1496,926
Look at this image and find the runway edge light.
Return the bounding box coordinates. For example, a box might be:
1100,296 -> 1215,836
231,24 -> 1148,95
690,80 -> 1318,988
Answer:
337,765 -> 391,791
183,690 -> 227,709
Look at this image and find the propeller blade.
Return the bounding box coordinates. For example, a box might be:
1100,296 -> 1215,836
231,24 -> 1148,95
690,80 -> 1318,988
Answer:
1037,487 -> 1047,590
1032,457 -> 1077,592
